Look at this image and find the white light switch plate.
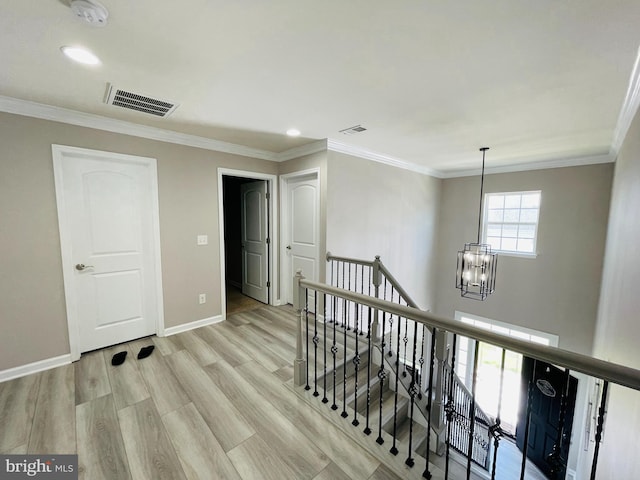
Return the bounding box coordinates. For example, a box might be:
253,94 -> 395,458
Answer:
197,235 -> 208,245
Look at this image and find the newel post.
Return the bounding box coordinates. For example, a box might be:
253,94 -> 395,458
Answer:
433,329 -> 450,454
293,269 -> 307,386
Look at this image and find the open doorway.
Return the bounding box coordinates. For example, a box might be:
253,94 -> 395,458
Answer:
219,170 -> 277,317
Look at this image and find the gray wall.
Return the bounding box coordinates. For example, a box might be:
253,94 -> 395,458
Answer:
433,163 -> 613,354
0,112 -> 277,371
590,107 -> 640,478
326,152 -> 441,310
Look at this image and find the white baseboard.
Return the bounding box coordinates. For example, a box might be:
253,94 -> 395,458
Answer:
0,354 -> 72,383
163,315 -> 224,336
566,469 -> 577,480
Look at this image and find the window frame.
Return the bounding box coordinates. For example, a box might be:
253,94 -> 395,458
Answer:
482,190 -> 541,258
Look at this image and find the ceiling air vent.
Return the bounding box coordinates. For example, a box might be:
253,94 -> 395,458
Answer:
104,83 -> 179,118
339,124 -> 367,135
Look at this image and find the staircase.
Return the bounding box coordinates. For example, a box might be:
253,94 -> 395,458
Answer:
293,253 -> 493,479
291,253 -> 640,479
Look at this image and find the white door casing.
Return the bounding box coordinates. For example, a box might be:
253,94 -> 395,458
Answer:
281,171 -> 320,305
217,168 -> 278,316
53,145 -> 164,360
241,180 -> 269,304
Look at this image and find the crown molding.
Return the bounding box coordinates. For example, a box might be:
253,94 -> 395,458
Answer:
326,138 -> 445,178
276,139 -> 328,161
0,95 -> 278,161
611,46 -> 640,157
1,83 -> 634,179
441,152 -> 615,178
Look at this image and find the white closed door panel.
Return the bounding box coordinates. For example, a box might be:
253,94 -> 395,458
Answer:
285,174 -> 319,306
55,147 -> 160,354
241,180 -> 269,304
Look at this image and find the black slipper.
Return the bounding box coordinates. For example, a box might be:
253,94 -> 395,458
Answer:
111,351 -> 127,366
137,345 -> 155,360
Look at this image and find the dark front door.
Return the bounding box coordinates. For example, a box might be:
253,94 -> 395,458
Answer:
516,358 -> 578,478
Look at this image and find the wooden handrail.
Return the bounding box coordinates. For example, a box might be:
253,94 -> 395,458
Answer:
298,278 -> 640,392
326,252 -> 421,309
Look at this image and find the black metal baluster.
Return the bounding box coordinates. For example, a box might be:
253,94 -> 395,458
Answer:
390,314 -> 403,456
366,266 -> 372,338
376,310 -> 388,445
453,381 -> 460,458
445,334 -> 458,480
454,383 -> 460,457
385,280 -> 394,359
331,288 -> 338,411
422,327 -> 437,479
329,260 -> 338,323
304,288 -> 310,390
490,348 -> 507,480
418,328 -> 425,401
346,263 -> 352,330
466,340 -> 480,480
402,318 -> 409,377
359,265 -> 365,335
461,384 -> 467,455
321,293 -> 328,404
364,306 -> 373,435
590,380 -> 609,480
341,298 -> 349,418
352,303 -> 360,426
519,359 -> 537,480
458,369 -> 464,454
340,261 -> 346,327
405,320 -> 419,467
313,294 -> 319,397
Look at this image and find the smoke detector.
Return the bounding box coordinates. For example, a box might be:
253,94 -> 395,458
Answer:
70,0 -> 109,27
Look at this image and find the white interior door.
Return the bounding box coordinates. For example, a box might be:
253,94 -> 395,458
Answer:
283,173 -> 319,305
240,180 -> 269,304
53,145 -> 163,358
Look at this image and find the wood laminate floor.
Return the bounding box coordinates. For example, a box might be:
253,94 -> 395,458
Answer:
226,286 -> 264,315
0,305 -> 547,480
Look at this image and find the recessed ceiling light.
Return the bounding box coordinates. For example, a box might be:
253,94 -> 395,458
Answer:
60,46 -> 101,65
286,128 -> 301,137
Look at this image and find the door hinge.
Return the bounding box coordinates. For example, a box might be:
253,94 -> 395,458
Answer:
266,237 -> 270,244
266,192 -> 271,200
267,281 -> 271,288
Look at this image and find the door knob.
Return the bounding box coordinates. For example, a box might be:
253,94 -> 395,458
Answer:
75,263 -> 94,271
286,245 -> 291,250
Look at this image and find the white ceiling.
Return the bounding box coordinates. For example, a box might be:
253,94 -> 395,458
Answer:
1,1 -> 639,175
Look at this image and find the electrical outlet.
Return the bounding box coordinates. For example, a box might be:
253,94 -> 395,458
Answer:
199,293 -> 206,304
197,235 -> 208,245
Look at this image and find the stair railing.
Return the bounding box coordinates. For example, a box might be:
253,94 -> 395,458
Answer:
293,272 -> 640,480
326,253 -> 489,467
441,362 -> 492,468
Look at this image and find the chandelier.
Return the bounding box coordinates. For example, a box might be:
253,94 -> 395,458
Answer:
455,147 -> 498,300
